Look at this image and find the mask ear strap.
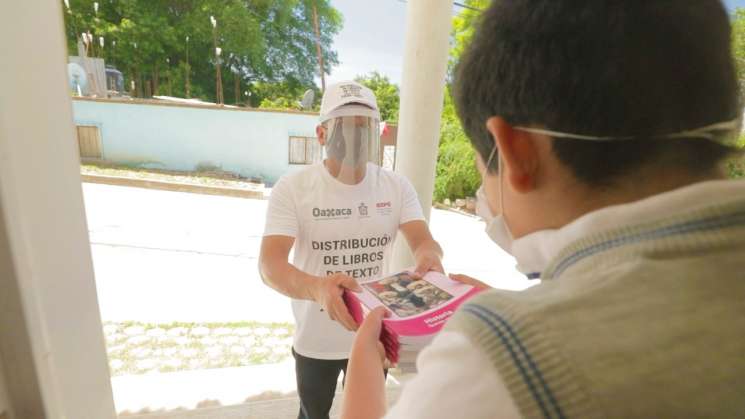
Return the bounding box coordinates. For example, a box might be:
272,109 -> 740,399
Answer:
498,154 -> 505,218
484,144 -> 498,174
514,118 -> 743,148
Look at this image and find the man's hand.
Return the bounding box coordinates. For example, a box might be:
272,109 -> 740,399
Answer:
310,273 -> 362,331
448,273 -> 492,290
400,220 -> 444,278
413,250 -> 444,277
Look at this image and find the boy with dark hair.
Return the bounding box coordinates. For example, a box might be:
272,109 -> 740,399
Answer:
341,1 -> 745,418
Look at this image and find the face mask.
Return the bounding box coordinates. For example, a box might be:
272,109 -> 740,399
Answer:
476,144 -> 515,254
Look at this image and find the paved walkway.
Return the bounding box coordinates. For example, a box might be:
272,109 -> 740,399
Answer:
84,183 -> 530,325
82,182 -> 533,416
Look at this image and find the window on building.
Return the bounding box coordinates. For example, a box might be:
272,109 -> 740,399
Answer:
289,136 -> 321,165
76,125 -> 103,159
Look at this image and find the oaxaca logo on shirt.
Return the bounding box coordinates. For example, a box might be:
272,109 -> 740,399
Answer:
312,207 -> 352,220
358,203 -> 368,217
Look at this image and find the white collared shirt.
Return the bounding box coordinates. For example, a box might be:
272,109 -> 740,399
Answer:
384,179 -> 745,419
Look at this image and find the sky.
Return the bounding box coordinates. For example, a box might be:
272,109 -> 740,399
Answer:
326,0 -> 409,85
326,0 -> 745,87
725,0 -> 745,10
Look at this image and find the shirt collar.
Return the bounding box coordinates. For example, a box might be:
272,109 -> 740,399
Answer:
510,179 -> 745,279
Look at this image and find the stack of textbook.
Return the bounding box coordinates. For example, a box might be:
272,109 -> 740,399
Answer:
344,270 -> 483,372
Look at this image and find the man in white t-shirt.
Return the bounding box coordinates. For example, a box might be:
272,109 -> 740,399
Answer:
259,81 -> 443,419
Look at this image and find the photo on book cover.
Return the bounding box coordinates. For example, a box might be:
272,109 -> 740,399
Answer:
362,272 -> 454,318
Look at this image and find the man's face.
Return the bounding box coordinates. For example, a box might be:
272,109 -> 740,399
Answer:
317,116 -> 371,145
318,116 -> 376,168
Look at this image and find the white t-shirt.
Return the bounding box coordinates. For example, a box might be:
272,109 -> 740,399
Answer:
263,162 -> 425,360
385,332 -> 520,419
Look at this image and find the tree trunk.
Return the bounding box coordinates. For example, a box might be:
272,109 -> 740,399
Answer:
129,67 -> 136,97
312,2 -> 326,92
136,68 -> 143,98
152,63 -> 160,96
234,71 -> 240,104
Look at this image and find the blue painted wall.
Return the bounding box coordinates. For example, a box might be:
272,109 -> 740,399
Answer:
72,98 -> 319,185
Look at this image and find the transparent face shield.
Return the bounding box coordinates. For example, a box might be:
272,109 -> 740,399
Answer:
324,115 -> 381,183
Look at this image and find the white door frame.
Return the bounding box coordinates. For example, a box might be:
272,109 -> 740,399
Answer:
0,1 -> 117,418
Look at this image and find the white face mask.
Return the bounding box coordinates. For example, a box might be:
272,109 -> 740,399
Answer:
476,185 -> 515,254
475,117 -> 742,275
475,144 -> 515,255
476,116 -> 743,239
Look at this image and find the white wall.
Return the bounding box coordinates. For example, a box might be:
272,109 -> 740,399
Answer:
0,1 -> 116,418
72,98 -> 319,185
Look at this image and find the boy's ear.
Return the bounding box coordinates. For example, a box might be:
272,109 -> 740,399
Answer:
485,117 -> 540,193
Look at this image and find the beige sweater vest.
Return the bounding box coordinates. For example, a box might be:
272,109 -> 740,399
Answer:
447,197 -> 745,418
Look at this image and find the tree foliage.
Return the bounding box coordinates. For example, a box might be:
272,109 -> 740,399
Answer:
61,0 -> 342,104
730,9 -> 745,178
355,72 -> 400,123
434,88 -> 481,201
254,80 -> 321,111
732,8 -> 745,103
434,0 -> 489,202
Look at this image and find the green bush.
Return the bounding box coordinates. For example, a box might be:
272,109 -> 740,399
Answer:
726,134 -> 744,179
435,138 -> 480,202
433,89 -> 481,202
728,159 -> 745,179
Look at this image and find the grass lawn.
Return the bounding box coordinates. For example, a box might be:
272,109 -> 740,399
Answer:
81,162 -> 264,190
103,321 -> 294,376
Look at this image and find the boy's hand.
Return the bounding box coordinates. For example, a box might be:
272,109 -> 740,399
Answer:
352,307 -> 389,364
311,272 -> 362,331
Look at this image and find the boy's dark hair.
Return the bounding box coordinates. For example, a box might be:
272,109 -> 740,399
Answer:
454,0 -> 740,184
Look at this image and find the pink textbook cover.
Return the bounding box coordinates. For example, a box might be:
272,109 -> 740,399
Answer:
343,270 -> 483,363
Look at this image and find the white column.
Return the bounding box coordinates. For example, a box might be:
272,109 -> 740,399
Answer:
392,0 -> 454,271
0,361 -> 9,418
0,1 -> 116,418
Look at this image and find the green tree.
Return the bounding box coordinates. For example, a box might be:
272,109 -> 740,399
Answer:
433,0 -> 488,202
729,9 -> 745,179
253,80 -> 321,110
355,72 -> 400,122
434,88 -> 481,201
732,8 -> 745,102
448,0 -> 489,80
61,0 -> 342,103
729,160 -> 745,178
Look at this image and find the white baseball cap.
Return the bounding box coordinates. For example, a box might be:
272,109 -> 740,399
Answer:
319,81 -> 380,123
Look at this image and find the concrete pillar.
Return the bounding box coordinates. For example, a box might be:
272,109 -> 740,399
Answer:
0,361 -> 9,418
0,1 -> 116,418
392,0 -> 454,271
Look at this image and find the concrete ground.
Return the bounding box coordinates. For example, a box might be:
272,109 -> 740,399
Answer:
85,182 -> 530,325
82,182 -> 533,416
